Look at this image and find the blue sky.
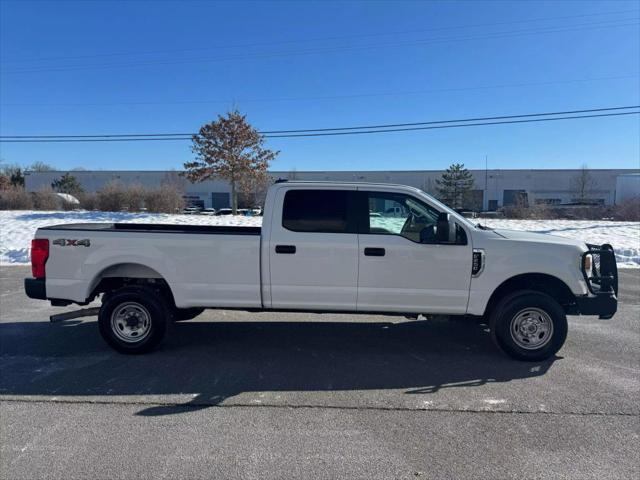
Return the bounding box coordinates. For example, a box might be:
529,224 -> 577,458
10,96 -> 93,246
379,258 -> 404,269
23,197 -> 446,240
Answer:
1,0 -> 638,172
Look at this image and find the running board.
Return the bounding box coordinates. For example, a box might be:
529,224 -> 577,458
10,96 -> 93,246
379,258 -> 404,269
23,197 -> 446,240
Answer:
50,307 -> 100,323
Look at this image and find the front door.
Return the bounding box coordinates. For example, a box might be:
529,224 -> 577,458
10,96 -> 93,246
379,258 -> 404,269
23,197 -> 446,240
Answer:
268,187 -> 359,310
357,189 -> 472,314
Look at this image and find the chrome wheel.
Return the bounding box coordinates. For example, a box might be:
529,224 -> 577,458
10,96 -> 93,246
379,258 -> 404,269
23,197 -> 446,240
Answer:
110,302 -> 152,343
509,308 -> 554,350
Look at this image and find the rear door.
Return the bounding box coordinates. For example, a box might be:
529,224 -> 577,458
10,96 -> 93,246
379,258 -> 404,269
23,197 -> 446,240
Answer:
357,189 -> 472,314
268,187 -> 359,310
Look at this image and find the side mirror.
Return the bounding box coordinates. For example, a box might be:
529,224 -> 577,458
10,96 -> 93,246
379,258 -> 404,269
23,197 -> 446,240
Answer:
436,212 -> 452,243
420,225 -> 436,243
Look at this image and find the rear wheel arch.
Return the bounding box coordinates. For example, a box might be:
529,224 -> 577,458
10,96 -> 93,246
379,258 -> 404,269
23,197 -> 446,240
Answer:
87,262 -> 176,307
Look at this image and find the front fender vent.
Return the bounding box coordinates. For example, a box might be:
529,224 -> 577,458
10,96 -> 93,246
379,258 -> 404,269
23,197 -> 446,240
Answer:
472,249 -> 485,277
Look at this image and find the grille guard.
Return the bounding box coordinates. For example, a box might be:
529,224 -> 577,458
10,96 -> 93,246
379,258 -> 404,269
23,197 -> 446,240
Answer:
581,244 -> 618,296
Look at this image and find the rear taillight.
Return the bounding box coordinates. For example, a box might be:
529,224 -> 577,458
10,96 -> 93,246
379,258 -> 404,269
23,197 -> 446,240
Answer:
31,239 -> 49,279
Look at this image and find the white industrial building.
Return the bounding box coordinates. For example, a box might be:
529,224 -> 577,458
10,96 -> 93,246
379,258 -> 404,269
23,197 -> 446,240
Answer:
25,168 -> 639,210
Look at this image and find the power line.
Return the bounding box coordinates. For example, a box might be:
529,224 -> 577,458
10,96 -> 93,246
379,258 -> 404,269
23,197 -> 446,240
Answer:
2,112 -> 637,142
264,111 -> 640,138
261,106 -> 640,134
3,106 -> 638,138
1,107 -> 637,142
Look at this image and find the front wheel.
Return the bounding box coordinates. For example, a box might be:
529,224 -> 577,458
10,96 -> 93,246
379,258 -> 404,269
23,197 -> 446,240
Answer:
98,286 -> 169,354
490,291 -> 567,361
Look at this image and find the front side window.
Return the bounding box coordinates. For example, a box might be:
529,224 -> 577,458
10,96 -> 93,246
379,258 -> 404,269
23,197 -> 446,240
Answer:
365,191 -> 467,244
282,189 -> 355,233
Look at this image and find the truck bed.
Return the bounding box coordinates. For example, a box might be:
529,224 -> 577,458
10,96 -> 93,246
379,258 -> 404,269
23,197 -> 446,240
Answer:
36,222 -> 263,309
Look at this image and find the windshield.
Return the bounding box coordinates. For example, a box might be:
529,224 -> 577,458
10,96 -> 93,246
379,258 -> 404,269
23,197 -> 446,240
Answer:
415,188 -> 478,229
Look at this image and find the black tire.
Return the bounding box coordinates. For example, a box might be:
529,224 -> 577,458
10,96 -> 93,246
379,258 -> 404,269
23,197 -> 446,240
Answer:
98,285 -> 169,354
489,290 -> 567,361
173,307 -> 205,321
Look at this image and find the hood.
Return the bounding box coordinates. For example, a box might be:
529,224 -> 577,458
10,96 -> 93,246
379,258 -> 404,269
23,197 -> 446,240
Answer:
492,228 -> 586,248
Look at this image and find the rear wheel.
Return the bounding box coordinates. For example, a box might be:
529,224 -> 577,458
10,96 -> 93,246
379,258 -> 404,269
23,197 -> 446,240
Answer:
98,286 -> 169,354
490,291 -> 567,361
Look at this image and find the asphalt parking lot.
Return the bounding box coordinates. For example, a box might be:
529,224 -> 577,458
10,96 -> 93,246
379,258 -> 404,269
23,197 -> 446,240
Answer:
1,266 -> 638,479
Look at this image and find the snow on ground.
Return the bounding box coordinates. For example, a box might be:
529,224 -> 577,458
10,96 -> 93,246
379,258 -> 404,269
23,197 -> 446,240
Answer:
480,219 -> 640,268
0,210 -> 638,268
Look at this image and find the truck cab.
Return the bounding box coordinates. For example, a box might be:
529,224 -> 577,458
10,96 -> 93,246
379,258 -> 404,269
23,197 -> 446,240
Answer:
262,183 -> 472,314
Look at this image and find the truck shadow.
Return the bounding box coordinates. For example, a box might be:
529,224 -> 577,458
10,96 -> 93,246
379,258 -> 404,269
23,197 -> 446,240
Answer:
0,317 -> 556,416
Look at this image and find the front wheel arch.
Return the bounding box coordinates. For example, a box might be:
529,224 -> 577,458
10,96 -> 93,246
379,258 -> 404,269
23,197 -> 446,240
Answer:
484,273 -> 577,317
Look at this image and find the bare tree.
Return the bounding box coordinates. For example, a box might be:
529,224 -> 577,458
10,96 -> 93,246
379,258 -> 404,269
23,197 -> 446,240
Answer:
29,161 -> 55,172
571,164 -> 597,204
0,173 -> 11,190
238,170 -> 272,207
184,111 -> 278,214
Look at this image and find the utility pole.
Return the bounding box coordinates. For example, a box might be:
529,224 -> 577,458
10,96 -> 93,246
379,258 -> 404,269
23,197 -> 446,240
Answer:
484,155 -> 488,211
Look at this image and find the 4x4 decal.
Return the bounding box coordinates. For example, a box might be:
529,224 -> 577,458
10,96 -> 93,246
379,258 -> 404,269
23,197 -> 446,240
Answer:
53,238 -> 91,247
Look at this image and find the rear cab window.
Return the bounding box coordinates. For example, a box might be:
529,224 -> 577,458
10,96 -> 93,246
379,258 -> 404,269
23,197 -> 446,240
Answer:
282,189 -> 358,233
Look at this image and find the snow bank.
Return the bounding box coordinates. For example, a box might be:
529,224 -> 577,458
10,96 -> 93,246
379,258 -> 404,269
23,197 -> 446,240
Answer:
0,211 -> 638,268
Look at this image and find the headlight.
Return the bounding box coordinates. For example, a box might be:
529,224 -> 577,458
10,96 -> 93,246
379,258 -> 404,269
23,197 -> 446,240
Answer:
582,254 -> 592,272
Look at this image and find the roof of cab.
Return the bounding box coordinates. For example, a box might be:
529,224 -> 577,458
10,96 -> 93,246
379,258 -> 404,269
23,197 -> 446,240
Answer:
272,179 -> 420,190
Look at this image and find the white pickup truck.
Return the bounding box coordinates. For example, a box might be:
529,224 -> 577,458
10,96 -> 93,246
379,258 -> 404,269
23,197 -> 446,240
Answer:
25,181 -> 618,360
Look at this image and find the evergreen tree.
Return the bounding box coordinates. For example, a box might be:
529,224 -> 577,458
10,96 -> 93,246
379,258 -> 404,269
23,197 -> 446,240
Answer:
436,163 -> 475,209
1,164 -> 25,187
10,169 -> 24,188
51,173 -> 84,195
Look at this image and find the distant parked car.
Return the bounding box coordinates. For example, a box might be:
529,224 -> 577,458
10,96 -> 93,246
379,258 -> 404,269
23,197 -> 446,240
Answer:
215,208 -> 233,216
181,207 -> 201,215
384,206 -> 407,217
201,208 -> 217,216
455,209 -> 477,219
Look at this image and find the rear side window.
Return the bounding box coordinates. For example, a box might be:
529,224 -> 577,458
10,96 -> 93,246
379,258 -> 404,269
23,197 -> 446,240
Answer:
282,190 -> 355,233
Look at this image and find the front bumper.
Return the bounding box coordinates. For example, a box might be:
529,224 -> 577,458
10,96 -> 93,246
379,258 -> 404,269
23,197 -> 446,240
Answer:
578,244 -> 618,319
575,293 -> 617,319
24,277 -> 47,300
